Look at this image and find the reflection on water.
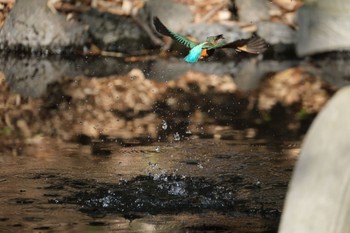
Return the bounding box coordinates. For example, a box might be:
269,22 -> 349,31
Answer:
0,136 -> 299,233
1,53 -> 350,98
0,53 -> 301,97
0,54 -> 144,97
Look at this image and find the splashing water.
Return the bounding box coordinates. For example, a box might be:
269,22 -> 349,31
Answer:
155,146 -> 161,153
173,132 -> 181,141
162,120 -> 168,130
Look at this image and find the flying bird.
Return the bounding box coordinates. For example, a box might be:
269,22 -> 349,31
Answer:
153,16 -> 268,63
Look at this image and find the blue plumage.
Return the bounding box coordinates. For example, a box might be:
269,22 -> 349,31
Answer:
184,44 -> 205,63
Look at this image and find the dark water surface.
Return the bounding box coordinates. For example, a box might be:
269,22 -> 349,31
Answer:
0,136 -> 299,233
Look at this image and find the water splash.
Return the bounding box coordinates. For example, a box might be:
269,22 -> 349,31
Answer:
173,132 -> 180,141
161,120 -> 168,130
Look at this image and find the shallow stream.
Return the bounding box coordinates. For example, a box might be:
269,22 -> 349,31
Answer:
0,134 -> 299,233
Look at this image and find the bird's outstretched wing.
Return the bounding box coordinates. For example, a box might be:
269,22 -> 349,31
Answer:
211,36 -> 268,54
153,16 -> 198,49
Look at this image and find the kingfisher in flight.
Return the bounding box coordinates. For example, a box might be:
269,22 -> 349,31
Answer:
153,16 -> 268,63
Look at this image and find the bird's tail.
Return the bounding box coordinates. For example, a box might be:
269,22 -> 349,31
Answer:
153,16 -> 172,37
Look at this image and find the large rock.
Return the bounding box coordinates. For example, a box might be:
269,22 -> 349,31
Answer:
279,86 -> 350,233
297,0 -> 350,56
143,0 -> 193,33
257,21 -> 296,45
81,9 -> 152,52
235,0 -> 270,23
0,0 -> 88,53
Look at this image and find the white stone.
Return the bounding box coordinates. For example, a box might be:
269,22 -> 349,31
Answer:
279,86 -> 350,233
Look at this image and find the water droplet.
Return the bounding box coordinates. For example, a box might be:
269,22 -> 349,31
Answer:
161,120 -> 168,130
148,162 -> 158,170
173,132 -> 180,141
255,180 -> 261,187
155,146 -> 161,153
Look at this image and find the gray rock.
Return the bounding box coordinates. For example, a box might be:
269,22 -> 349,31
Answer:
297,0 -> 350,56
81,9 -> 152,52
0,0 -> 88,53
279,86 -> 350,233
183,23 -> 250,44
235,0 -> 270,23
144,0 -> 193,33
257,21 -> 296,45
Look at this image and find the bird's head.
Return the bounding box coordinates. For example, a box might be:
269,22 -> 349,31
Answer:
206,34 -> 225,44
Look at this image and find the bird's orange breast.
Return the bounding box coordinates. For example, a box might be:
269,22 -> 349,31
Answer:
200,49 -> 209,59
